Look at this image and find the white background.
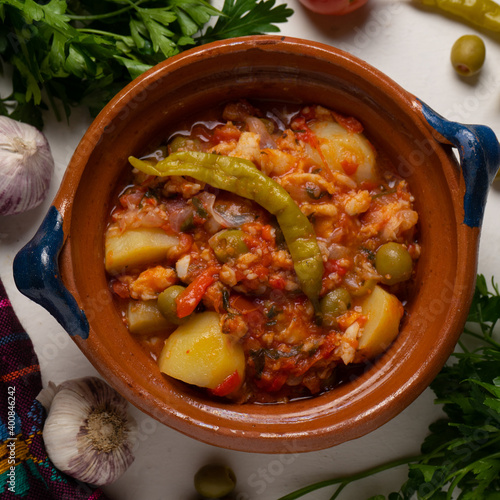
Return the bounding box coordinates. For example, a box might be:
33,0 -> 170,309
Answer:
1,1 -> 500,498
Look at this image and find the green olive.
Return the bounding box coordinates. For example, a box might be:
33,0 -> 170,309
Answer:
375,242 -> 413,285
194,464 -> 236,499
320,288 -> 351,327
450,35 -> 486,77
209,229 -> 249,263
168,135 -> 201,153
157,285 -> 187,324
350,278 -> 377,297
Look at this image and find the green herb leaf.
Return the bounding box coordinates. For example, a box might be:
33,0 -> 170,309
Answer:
192,196 -> 208,218
0,0 -> 293,127
198,0 -> 294,44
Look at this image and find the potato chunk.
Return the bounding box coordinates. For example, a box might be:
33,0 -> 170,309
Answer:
105,227 -> 179,275
357,286 -> 404,359
127,300 -> 173,335
158,311 -> 245,391
308,120 -> 376,183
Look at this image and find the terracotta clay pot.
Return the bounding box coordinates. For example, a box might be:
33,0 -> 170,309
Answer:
14,36 -> 500,453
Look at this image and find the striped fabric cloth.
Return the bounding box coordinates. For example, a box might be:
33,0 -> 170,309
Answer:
0,278 -> 108,499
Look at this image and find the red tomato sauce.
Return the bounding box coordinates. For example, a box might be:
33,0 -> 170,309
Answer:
104,100 -> 420,403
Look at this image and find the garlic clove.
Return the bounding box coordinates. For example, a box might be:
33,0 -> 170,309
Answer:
0,116 -> 54,216
40,376 -> 137,487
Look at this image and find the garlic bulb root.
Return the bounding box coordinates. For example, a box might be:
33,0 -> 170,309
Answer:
38,376 -> 137,486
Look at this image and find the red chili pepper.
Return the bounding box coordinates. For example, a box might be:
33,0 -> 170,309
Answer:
210,370 -> 241,397
176,267 -> 218,318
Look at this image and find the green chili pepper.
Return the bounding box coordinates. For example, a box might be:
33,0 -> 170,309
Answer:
129,151 -> 324,310
419,0 -> 500,32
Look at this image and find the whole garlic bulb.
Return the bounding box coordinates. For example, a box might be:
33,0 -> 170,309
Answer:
0,116 -> 54,215
38,377 -> 137,486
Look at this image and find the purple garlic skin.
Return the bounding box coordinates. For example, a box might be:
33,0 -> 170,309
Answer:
39,376 -> 137,486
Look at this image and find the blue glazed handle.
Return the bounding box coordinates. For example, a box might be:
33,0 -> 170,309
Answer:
419,100 -> 500,228
13,205 -> 90,339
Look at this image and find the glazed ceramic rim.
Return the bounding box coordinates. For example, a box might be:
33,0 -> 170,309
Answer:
57,35 -> 478,452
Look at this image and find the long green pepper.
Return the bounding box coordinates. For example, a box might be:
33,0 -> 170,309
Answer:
420,0 -> 500,31
129,151 -> 324,310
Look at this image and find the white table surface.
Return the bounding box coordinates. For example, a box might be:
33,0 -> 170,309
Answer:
2,2 -> 500,498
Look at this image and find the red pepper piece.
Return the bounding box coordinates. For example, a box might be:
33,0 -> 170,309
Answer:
324,258 -> 347,277
341,158 -> 359,176
210,370 -> 241,397
176,267 -> 218,318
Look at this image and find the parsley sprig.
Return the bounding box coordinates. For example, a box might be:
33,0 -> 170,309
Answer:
0,0 -> 293,128
278,274 -> 500,500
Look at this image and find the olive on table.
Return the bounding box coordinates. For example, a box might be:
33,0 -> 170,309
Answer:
450,35 -> 486,77
209,229 -> 249,263
157,285 -> 187,324
194,464 -> 236,499
320,288 -> 351,327
375,242 -> 413,285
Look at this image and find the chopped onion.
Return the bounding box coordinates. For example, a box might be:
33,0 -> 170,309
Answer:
168,205 -> 194,232
328,243 -> 350,260
199,191 -> 255,229
176,254 -> 191,280
0,116 -> 54,216
245,116 -> 277,149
